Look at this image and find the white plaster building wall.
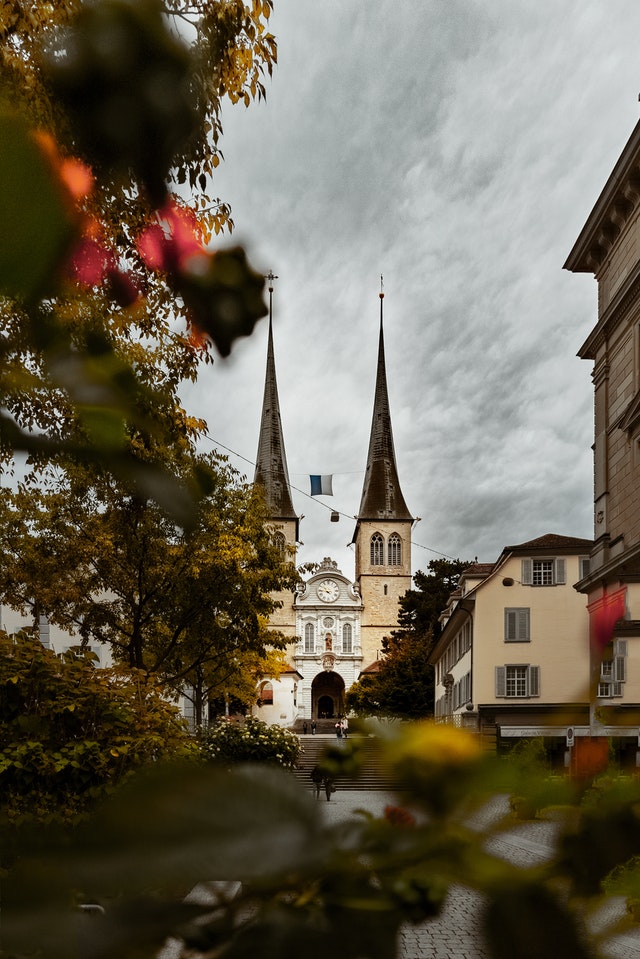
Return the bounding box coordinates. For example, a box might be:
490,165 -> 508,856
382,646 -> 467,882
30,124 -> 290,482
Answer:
252,674 -> 301,727
0,604 -> 114,665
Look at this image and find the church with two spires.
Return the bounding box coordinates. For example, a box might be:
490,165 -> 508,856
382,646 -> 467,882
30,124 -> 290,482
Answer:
253,286 -> 416,727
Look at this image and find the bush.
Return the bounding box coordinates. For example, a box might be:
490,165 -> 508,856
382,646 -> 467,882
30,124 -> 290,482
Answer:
197,717 -> 301,770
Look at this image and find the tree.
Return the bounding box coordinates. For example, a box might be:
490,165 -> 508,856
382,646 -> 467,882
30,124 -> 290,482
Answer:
0,0 -> 276,515
0,629 -> 194,830
396,558 -> 471,646
346,558 -> 470,720
0,451 -> 299,724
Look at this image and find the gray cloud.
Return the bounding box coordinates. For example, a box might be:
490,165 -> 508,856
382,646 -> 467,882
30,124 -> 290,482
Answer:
186,0 -> 640,576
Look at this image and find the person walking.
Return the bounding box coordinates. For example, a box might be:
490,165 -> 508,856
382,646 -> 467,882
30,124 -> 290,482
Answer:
303,721 -> 308,734
310,765 -> 323,799
311,719 -> 316,735
342,717 -> 349,739
335,721 -> 343,739
323,772 -> 335,801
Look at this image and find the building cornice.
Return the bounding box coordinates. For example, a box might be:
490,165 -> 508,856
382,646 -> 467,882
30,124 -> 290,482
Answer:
575,540 -> 640,593
565,119 -> 640,276
578,260 -> 640,360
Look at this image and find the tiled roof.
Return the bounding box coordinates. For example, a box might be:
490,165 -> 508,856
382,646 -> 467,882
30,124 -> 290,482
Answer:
359,659 -> 383,675
505,533 -> 593,552
462,563 -> 495,577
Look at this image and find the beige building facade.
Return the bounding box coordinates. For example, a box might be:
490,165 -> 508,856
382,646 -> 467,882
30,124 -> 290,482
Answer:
430,535 -> 594,755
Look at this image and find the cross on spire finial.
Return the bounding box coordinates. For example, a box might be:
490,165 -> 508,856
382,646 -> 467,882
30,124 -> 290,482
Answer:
266,270 -> 278,292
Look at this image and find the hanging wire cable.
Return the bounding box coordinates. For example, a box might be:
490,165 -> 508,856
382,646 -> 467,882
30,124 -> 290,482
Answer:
200,431 -> 458,562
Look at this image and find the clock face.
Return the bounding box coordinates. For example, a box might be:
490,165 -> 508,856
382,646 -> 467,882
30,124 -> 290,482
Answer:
317,579 -> 339,603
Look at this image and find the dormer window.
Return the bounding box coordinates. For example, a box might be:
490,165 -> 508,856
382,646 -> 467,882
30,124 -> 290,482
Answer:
521,558 -> 565,586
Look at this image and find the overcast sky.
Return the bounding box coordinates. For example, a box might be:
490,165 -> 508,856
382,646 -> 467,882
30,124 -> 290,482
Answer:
185,0 -> 640,579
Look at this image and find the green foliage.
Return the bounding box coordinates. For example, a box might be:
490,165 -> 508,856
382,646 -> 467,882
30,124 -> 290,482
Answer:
5,722 -> 640,959
347,560 -> 470,720
197,717 -> 300,769
0,631 -> 193,830
397,558 -> 470,642
0,0 -> 275,521
0,452 -> 298,716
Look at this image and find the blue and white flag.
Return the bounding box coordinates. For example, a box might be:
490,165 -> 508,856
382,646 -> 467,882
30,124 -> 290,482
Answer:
310,475 -> 333,496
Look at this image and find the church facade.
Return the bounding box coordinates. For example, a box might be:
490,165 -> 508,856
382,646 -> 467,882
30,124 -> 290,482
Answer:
253,286 -> 414,727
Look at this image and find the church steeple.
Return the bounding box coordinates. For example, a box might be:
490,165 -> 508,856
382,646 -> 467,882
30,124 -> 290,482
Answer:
351,285 -> 413,666
352,287 -> 412,538
254,276 -> 298,535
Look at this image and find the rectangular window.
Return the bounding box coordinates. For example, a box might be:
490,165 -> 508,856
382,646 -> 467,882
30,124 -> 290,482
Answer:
579,556 -> 591,579
495,665 -> 540,698
532,560 -> 553,586
304,623 -> 314,654
598,682 -> 623,698
521,558 -> 566,586
504,608 -> 530,642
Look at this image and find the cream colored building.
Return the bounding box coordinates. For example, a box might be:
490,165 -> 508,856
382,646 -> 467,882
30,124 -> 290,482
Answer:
430,535 -> 593,755
253,286 -> 415,726
565,118 -> 640,744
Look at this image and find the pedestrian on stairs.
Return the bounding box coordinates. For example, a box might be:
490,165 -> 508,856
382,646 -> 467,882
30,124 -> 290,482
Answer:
310,765 -> 323,799
303,721 -> 308,734
335,721 -> 343,739
311,720 -> 316,735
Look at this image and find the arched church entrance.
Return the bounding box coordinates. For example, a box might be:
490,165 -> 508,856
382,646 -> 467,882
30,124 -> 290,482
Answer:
312,671 -> 345,719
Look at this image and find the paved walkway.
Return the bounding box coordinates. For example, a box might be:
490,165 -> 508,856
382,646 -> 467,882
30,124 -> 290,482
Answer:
313,789 -> 640,959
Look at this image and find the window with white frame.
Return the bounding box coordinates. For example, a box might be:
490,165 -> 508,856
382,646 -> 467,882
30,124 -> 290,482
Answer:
342,622 -> 353,654
387,533 -> 402,566
598,639 -> 627,696
521,558 -> 565,586
304,622 -> 315,653
370,533 -> 384,566
453,671 -> 472,710
495,665 -> 540,698
504,608 -> 530,642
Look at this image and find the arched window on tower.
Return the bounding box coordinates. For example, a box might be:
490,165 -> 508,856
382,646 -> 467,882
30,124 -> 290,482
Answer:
388,533 -> 402,566
259,681 -> 273,705
273,530 -> 286,558
304,622 -> 315,653
370,532 -> 384,566
342,622 -> 353,654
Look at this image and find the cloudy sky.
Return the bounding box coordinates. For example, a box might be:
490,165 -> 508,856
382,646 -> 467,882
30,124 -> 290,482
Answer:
185,0 -> 640,579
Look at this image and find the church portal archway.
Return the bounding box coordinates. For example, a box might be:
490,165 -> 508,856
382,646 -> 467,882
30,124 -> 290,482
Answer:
312,671 -> 345,719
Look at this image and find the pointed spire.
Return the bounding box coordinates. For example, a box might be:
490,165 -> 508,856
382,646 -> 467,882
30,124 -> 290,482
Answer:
353,285 -> 412,530
254,275 -> 297,523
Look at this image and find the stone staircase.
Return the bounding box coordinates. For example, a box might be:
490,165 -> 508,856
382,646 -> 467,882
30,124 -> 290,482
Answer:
293,734 -> 402,792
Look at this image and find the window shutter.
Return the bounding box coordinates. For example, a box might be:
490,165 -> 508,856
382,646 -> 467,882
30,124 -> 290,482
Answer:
554,559 -> 566,585
614,655 -> 626,683
521,559 -> 532,585
505,608 -> 529,641
579,557 -> 591,579
518,609 -> 529,640
528,665 -> 540,697
495,666 -> 506,697
614,639 -> 628,657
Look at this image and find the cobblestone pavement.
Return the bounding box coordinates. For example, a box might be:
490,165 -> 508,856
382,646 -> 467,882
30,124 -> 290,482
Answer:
314,789 -> 640,959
